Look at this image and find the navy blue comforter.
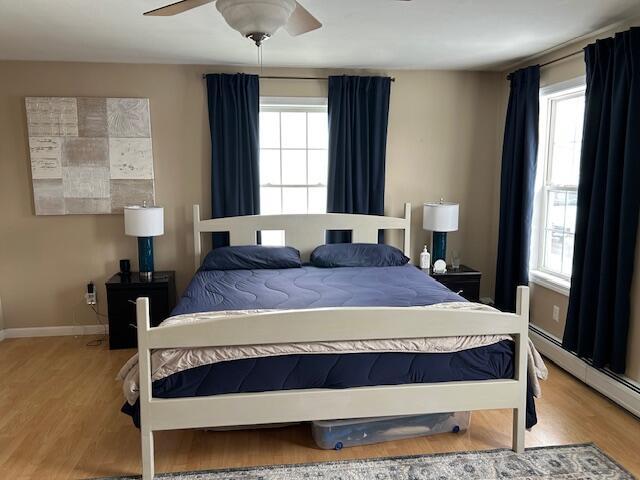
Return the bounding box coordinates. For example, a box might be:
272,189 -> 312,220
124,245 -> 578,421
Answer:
123,265 -> 537,428
172,264 -> 464,314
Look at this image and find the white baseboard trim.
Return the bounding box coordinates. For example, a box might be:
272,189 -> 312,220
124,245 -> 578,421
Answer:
0,324 -> 108,340
529,325 -> 640,418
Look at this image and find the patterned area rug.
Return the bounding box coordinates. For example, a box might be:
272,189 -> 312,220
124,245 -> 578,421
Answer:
100,444 -> 635,479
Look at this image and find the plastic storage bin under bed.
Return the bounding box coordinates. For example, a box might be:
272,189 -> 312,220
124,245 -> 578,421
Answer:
312,411 -> 471,450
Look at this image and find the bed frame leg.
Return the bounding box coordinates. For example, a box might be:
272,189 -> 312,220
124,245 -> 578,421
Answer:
137,297 -> 155,479
512,407 -> 525,453
512,285 -> 529,454
141,428 -> 155,480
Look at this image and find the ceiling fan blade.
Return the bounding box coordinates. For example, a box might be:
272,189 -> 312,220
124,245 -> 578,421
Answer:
143,0 -> 215,16
284,1 -> 322,36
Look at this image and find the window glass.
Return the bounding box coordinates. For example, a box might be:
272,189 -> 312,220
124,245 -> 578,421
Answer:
280,112 -> 307,149
259,112 -> 280,149
307,112 -> 328,149
281,150 -> 306,185
308,186 -> 327,214
259,149 -> 280,185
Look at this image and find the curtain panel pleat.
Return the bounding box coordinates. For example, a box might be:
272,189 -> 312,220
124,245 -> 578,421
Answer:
327,75 -> 391,244
562,28 -> 640,373
494,66 -> 540,312
206,73 -> 260,248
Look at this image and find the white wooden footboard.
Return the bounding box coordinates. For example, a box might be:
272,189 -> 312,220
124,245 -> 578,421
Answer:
136,287 -> 529,479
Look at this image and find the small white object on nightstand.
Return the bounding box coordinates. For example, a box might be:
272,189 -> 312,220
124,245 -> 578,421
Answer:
420,245 -> 431,272
433,259 -> 447,274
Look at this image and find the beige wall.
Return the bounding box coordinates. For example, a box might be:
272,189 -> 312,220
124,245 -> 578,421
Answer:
0,61 -> 504,331
502,19 -> 640,381
529,284 -> 567,340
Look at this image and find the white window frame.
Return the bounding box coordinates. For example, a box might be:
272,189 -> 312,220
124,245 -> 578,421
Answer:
530,77 -> 586,296
259,96 -> 328,245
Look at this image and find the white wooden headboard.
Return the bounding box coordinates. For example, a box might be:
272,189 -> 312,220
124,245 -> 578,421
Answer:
193,203 -> 411,269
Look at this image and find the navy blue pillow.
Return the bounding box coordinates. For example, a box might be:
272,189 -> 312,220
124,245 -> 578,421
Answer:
310,243 -> 409,268
201,246 -> 302,271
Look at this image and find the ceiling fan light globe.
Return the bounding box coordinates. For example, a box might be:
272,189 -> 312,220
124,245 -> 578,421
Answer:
216,0 -> 296,38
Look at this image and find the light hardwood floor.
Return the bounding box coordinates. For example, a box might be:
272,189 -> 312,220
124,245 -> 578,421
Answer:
1,335 -> 639,479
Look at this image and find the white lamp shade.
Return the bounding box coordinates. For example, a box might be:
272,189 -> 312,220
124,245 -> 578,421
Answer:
423,202 -> 459,232
216,0 -> 296,37
124,206 -> 164,237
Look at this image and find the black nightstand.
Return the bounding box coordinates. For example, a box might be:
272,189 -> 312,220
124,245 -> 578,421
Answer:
429,265 -> 481,302
105,271 -> 176,349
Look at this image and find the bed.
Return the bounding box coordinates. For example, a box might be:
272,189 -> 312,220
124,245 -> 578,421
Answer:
127,203 -> 532,480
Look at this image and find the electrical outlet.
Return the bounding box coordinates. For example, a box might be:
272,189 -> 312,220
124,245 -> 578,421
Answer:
85,282 -> 96,305
552,305 -> 560,322
85,292 -> 96,305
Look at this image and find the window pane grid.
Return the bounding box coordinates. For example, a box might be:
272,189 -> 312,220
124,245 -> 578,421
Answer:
279,111 -> 284,214
541,188 -> 574,277
259,102 -> 328,244
534,83 -> 585,281
260,148 -> 328,151
261,184 -> 327,187
305,110 -> 309,213
541,231 -> 574,279
545,91 -> 584,188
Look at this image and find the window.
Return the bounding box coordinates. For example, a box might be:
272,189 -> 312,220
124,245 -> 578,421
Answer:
259,97 -> 328,245
530,78 -> 586,293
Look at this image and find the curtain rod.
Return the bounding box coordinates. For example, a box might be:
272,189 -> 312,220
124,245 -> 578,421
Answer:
201,74 -> 396,82
539,49 -> 583,68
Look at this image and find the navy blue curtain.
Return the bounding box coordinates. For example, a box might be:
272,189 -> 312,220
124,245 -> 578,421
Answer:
327,75 -> 391,243
494,66 -> 540,312
206,73 -> 260,248
562,28 -> 640,374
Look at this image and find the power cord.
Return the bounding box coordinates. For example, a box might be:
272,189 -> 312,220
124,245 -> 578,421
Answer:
85,298 -> 108,347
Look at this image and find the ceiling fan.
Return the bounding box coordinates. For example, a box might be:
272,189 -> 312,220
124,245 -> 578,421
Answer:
143,0 -> 323,47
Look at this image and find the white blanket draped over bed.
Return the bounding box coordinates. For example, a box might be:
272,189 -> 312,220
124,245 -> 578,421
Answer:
117,302 -> 547,405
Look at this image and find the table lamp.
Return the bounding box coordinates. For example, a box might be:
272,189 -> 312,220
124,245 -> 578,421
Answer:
423,200 -> 459,264
124,205 -> 164,282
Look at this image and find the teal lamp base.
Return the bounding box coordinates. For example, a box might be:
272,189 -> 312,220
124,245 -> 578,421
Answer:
432,231 -> 447,263
137,236 -> 154,282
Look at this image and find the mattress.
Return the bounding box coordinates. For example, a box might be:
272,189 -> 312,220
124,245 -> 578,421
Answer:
122,264 -> 537,428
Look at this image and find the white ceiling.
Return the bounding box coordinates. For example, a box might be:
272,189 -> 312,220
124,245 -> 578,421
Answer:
0,0 -> 638,70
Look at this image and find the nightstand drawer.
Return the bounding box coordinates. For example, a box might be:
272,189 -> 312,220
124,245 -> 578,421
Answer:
428,265 -> 482,303
108,315 -> 139,349
106,288 -> 168,324
441,279 -> 480,302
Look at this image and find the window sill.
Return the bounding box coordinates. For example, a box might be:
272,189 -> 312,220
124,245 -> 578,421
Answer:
529,270 -> 570,297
